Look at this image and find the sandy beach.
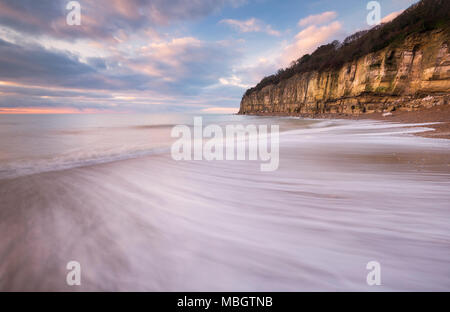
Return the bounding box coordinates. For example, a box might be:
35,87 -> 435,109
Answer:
341,105 -> 450,139
244,104 -> 450,139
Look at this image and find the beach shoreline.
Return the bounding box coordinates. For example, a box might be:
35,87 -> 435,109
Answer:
239,104 -> 450,139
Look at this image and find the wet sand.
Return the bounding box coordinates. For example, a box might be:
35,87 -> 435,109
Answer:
343,105 -> 450,139
1,119 -> 449,291
244,104 -> 450,139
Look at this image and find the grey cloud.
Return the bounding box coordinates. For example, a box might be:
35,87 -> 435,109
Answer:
0,36 -> 242,98
0,0 -> 247,40
0,0 -> 247,110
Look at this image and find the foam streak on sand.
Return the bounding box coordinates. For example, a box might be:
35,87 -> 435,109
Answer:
0,115 -> 449,291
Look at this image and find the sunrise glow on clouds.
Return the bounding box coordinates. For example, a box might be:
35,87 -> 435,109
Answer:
0,0 -> 417,114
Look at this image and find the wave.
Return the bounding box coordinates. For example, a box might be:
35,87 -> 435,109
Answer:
0,146 -> 171,180
0,118 -> 447,180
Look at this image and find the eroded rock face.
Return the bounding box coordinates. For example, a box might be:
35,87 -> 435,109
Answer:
239,29 -> 450,116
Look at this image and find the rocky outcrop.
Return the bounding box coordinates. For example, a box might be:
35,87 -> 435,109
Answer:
239,28 -> 450,116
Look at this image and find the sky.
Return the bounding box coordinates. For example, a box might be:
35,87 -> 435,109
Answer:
0,0 -> 418,114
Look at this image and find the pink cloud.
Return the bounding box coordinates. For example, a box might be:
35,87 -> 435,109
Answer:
225,15 -> 343,88
298,11 -> 337,28
0,2 -> 46,29
381,10 -> 404,23
282,21 -> 342,67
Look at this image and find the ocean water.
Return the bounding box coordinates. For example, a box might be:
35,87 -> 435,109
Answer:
0,113 -> 449,291
0,113 -> 297,179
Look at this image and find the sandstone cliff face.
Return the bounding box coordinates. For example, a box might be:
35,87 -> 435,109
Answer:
239,29 -> 450,115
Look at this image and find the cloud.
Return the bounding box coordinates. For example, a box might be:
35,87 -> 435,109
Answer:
381,10 -> 404,23
0,31 -> 243,109
0,0 -> 248,41
127,37 -> 242,94
298,11 -> 337,28
220,18 -> 281,36
0,0 -> 253,112
228,57 -> 279,87
281,21 -> 342,67
218,75 -> 251,89
277,11 -> 341,66
0,38 -> 101,88
217,11 -> 343,93
0,107 -> 107,114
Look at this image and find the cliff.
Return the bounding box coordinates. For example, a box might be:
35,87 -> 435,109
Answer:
239,2 -> 450,116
